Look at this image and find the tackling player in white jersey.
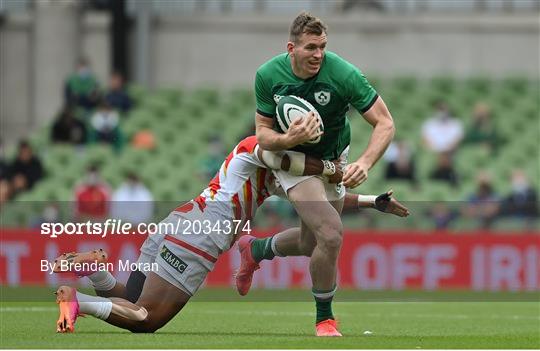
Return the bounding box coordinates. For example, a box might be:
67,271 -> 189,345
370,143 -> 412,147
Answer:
53,136 -> 408,333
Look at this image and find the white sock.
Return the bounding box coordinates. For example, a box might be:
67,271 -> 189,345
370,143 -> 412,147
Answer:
270,236 -> 285,257
87,270 -> 117,291
76,292 -> 113,320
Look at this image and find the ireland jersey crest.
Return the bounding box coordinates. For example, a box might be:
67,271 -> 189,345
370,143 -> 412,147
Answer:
314,91 -> 331,106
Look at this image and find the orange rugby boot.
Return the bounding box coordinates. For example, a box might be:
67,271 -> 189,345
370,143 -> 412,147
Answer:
235,235 -> 260,296
315,319 -> 342,337
52,249 -> 108,277
55,286 -> 81,333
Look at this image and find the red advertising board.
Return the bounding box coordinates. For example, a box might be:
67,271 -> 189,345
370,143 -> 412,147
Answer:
1,228 -> 538,291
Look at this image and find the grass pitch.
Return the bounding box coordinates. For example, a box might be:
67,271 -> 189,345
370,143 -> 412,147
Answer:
1,288 -> 539,349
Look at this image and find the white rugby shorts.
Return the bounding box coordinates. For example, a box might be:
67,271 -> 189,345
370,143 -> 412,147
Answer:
138,202 -> 232,295
273,146 -> 349,201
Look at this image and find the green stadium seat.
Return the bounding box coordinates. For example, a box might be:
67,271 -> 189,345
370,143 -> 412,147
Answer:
1,202 -> 31,227
228,89 -> 255,107
392,76 -> 419,92
6,77 -> 538,226
464,76 -> 493,95
493,217 -> 536,232
502,77 -> 530,95
127,84 -> 148,104
451,217 -> 480,231
429,76 -> 456,94
191,88 -> 220,107
155,88 -> 183,107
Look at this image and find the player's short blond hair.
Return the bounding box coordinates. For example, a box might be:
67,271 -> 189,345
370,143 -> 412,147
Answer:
289,11 -> 327,44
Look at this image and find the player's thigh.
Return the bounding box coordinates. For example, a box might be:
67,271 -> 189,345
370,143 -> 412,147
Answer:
136,272 -> 191,327
298,195 -> 345,252
287,176 -> 328,203
288,178 -> 342,239
329,197 -> 344,216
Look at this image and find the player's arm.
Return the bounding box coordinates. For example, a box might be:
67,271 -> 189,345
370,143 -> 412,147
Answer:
256,146 -> 342,183
343,190 -> 410,217
343,97 -> 395,188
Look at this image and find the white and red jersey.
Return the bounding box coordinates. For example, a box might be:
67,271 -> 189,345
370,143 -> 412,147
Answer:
200,135 -> 278,221
141,137 -> 279,260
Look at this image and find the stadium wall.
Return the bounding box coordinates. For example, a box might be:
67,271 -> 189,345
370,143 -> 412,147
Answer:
1,11 -> 538,144
0,10 -> 110,145
150,14 -> 539,88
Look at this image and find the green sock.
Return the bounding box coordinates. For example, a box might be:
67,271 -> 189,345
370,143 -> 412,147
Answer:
250,237 -> 275,263
312,287 -> 336,323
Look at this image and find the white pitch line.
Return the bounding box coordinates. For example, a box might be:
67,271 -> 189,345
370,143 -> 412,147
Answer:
1,307 -> 57,312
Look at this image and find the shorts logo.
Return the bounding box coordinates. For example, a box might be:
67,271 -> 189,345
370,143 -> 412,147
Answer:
314,91 -> 331,106
160,245 -> 188,274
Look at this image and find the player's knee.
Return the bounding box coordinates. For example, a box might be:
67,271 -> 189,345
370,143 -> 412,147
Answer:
316,223 -> 343,254
129,319 -> 162,333
319,233 -> 342,253
314,218 -> 342,243
127,307 -> 168,333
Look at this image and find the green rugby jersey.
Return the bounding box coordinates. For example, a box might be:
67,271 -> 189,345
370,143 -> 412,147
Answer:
255,51 -> 378,160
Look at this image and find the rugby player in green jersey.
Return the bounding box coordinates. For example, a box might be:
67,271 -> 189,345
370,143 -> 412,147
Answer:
237,12 -> 396,336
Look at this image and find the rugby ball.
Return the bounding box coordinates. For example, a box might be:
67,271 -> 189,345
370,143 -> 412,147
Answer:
275,95 -> 324,144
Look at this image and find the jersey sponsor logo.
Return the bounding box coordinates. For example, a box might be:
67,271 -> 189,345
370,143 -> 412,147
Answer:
314,91 -> 331,106
160,245 -> 188,274
273,94 -> 284,104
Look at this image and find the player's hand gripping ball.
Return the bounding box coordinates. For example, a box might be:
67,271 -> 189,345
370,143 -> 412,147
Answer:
276,95 -> 324,144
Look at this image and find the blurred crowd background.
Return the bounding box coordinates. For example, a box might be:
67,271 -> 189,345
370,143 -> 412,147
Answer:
0,0 -> 538,232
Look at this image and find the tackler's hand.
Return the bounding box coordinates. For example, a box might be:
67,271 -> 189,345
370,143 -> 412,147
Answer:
374,190 -> 410,217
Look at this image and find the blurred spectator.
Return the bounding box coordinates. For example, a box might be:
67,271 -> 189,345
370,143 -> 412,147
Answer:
464,102 -> 500,154
105,71 -> 133,114
74,164 -> 111,221
422,101 -> 463,154
89,100 -> 123,150
501,170 -> 538,220
430,152 -> 459,187
51,105 -> 87,145
428,202 -> 459,230
463,172 -> 499,229
65,57 -> 100,111
199,136 -> 226,181
9,140 -> 44,195
0,138 -> 10,181
110,172 -> 154,224
384,140 -> 417,185
0,179 -> 10,207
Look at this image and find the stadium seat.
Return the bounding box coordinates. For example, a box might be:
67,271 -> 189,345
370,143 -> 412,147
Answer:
464,76 -> 492,95
8,76 -> 538,230
392,76 -> 419,92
